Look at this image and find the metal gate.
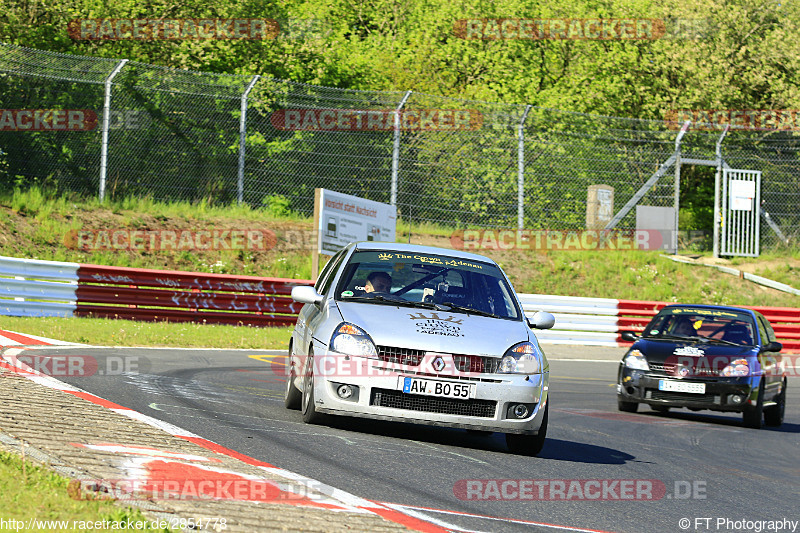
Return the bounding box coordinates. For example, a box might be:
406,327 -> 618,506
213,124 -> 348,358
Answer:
720,169 -> 761,257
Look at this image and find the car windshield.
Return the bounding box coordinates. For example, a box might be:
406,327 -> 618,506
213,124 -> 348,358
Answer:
642,307 -> 756,346
334,250 -> 521,320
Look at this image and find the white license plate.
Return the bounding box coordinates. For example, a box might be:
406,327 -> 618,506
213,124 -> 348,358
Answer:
658,380 -> 706,394
401,377 -> 475,399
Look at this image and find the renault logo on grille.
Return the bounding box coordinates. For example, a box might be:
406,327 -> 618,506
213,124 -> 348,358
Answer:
432,356 -> 445,372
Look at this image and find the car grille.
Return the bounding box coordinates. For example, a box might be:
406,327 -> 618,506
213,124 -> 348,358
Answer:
648,362 -> 718,377
370,388 -> 497,418
648,362 -> 676,374
377,346 -> 425,365
646,390 -> 719,404
377,346 -> 499,373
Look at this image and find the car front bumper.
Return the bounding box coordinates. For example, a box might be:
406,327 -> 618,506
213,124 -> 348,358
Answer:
618,367 -> 760,412
310,351 -> 548,434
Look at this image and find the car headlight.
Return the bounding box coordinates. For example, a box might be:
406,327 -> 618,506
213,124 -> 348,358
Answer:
330,323 -> 377,357
498,342 -> 542,374
624,349 -> 650,371
720,358 -> 749,377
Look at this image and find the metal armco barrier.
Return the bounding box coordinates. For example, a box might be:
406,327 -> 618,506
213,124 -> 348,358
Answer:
2,255 -> 798,351
0,255 -> 312,327
519,294 -> 800,353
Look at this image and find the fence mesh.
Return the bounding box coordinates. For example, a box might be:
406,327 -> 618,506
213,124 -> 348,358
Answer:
1,41 -> 799,251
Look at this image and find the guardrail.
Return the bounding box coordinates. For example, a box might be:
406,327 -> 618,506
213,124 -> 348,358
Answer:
2,255 -> 798,352
519,294 -> 800,353
0,256 -> 313,327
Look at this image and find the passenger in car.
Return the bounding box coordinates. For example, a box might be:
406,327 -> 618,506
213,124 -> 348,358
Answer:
365,271 -> 392,293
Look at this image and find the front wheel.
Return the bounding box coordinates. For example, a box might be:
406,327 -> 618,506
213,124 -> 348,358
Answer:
617,397 -> 638,413
742,381 -> 765,429
505,403 -> 547,456
284,358 -> 302,410
301,350 -> 326,424
764,378 -> 786,427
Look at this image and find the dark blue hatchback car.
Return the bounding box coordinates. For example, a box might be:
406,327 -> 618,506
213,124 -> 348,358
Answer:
617,304 -> 786,428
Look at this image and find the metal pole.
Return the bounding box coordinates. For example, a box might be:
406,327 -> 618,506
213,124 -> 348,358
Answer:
391,90 -> 412,207
517,105 -> 532,230
238,75 -> 260,205
99,59 -> 128,203
712,125 -> 729,258
671,120 -> 691,254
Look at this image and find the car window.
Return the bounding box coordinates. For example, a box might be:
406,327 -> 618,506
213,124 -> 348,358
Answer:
334,249 -> 521,320
643,307 -> 756,345
315,248 -> 347,294
757,315 -> 776,344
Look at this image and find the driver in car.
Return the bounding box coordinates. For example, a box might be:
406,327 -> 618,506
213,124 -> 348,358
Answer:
672,317 -> 697,337
365,271 -> 392,293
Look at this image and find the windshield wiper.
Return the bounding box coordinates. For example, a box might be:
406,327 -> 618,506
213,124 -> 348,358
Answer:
696,335 -> 742,347
649,333 -> 742,347
437,301 -> 499,318
342,295 -> 408,306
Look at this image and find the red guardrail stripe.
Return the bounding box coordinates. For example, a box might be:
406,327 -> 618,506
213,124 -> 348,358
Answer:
75,285 -> 302,314
77,263 -> 313,294
74,305 -> 298,327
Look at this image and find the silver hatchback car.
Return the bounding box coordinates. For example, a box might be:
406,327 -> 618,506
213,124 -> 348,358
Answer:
286,242 -> 554,455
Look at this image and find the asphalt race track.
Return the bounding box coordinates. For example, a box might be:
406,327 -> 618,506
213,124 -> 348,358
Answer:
19,345 -> 799,533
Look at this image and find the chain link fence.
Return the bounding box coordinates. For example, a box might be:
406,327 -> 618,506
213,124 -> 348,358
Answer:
1,42 -> 799,250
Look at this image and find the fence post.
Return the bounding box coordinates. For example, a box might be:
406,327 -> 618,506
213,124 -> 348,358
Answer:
671,120 -> 690,254
517,105 -> 532,230
99,59 -> 128,203
391,90 -> 412,208
238,75 -> 260,205
713,125 -> 729,258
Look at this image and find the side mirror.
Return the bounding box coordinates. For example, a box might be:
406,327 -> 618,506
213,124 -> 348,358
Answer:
528,311 -> 555,330
291,285 -> 324,306
621,331 -> 640,342
761,341 -> 782,353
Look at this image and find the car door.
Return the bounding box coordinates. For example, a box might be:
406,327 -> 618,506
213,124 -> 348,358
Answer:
297,248 -> 348,357
755,313 -> 783,397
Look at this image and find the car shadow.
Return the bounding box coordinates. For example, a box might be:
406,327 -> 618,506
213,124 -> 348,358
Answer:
325,416 -> 638,464
641,408 -> 800,433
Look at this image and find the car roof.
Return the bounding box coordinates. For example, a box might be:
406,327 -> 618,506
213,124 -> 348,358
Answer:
661,303 -> 757,318
350,241 -> 497,263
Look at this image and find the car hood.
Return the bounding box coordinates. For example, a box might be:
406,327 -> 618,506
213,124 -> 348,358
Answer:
633,338 -> 757,362
336,301 -> 529,356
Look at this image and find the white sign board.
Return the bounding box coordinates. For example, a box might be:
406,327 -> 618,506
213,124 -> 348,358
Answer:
317,189 -> 396,255
730,180 -> 755,211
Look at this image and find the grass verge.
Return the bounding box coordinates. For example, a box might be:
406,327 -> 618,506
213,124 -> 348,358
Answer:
0,316 -> 291,350
0,451 -> 176,532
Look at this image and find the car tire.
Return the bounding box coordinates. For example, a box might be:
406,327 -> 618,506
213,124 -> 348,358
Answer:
742,380 -> 765,429
764,378 -> 786,427
284,346 -> 301,410
617,397 -> 638,413
651,405 -> 670,413
301,350 -> 326,425
505,403 -> 547,456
